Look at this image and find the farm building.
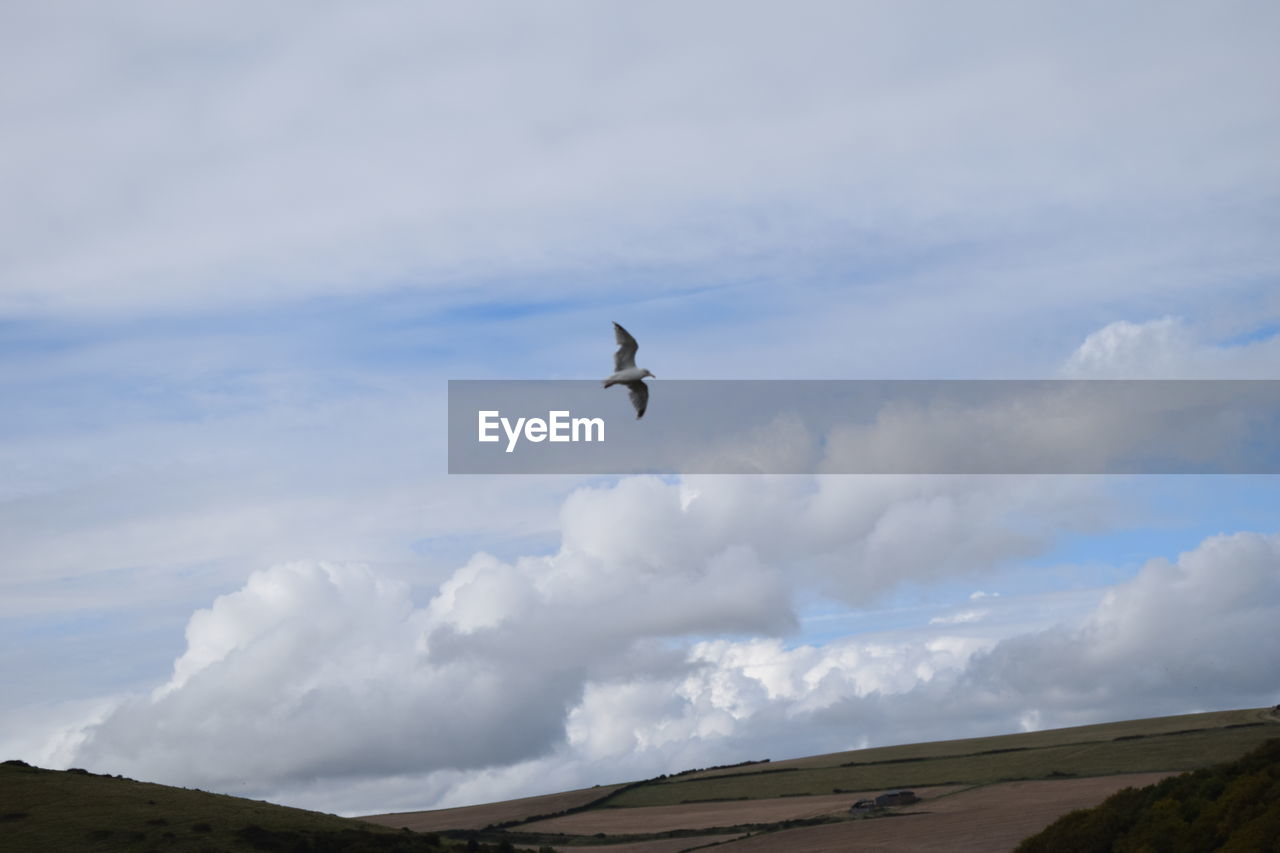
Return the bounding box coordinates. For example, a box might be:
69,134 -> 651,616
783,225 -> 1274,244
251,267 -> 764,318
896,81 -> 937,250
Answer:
874,790 -> 919,807
849,790 -> 921,814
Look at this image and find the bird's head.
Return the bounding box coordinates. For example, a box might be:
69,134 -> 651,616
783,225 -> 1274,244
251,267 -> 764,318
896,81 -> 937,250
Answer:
643,370 -> 655,379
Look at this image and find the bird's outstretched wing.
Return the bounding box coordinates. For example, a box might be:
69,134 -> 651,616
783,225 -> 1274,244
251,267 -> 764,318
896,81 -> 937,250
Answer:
613,322 -> 638,372
625,380 -> 649,419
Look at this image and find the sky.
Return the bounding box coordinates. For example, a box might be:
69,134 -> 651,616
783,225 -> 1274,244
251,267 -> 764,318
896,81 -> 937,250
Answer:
2,0 -> 1279,818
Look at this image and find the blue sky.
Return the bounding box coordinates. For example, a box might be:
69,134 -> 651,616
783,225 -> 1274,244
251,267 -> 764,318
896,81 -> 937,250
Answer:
2,0 -> 1279,816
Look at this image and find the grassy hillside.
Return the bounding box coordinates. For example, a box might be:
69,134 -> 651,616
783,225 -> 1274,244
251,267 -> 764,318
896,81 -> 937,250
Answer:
0,760 -> 507,853
606,707 -> 1280,808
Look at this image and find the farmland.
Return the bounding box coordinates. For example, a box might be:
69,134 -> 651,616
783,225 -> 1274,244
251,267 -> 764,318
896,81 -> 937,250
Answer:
518,788 -> 963,834
694,773 -> 1176,853
363,705 -> 1279,852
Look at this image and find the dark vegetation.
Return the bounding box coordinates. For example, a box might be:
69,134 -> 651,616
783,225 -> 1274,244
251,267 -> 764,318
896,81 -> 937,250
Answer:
1015,738 -> 1280,853
660,759 -> 771,780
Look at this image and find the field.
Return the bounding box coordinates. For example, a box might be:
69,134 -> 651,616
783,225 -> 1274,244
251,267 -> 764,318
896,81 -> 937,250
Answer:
697,773 -> 1175,853
519,788 -> 962,834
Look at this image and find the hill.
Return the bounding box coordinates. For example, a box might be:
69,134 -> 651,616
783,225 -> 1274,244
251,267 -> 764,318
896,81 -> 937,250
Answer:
1015,737 -> 1280,852
0,760 -> 528,853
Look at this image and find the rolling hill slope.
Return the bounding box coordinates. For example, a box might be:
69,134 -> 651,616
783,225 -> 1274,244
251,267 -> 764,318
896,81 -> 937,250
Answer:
0,760 -> 495,853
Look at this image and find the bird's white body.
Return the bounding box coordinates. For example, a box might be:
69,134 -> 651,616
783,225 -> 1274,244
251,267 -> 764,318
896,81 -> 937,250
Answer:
603,366 -> 651,387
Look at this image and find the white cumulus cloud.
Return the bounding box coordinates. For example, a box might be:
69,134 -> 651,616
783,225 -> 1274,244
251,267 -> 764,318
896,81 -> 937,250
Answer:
1063,317 -> 1280,378
51,473 -> 1278,814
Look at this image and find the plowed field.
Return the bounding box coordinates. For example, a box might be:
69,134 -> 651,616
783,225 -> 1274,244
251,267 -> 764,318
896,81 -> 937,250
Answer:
704,772 -> 1173,852
521,786 -> 961,835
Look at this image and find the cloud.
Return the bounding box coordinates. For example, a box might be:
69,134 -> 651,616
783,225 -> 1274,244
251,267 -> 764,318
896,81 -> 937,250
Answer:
4,1 -> 1277,318
68,473 -> 809,793
958,531 -> 1280,717
41,460 -> 1276,815
930,609 -> 989,625
433,530 -> 1280,809
1063,317 -> 1280,378
51,471 -> 1100,810
488,530 -> 1280,809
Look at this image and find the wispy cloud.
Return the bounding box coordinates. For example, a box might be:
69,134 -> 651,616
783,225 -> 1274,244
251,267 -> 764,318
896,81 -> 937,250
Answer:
4,1 -> 1278,321
930,609 -> 989,625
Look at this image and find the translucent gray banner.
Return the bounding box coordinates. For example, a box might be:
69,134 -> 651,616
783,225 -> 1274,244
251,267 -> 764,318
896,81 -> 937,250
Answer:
447,380 -> 1280,474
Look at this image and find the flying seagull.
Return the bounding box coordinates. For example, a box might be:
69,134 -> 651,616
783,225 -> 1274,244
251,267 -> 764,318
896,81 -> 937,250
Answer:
603,322 -> 655,419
